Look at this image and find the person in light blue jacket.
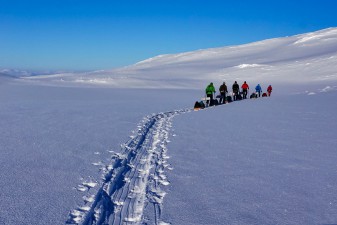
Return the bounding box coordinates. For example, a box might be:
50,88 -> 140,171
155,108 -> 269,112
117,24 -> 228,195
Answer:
255,84 -> 262,97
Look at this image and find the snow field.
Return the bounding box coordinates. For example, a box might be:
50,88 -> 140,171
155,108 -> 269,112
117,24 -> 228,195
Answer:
162,90 -> 337,225
68,110 -> 191,225
1,27 -> 337,224
0,83 -> 198,225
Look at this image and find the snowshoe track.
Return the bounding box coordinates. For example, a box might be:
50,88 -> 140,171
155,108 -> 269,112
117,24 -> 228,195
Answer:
67,109 -> 191,225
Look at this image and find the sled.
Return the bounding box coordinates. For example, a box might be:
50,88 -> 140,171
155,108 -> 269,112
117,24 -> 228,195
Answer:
194,100 -> 205,111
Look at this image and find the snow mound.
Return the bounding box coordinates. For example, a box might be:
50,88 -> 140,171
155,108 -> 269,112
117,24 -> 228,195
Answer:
294,28 -> 337,45
19,27 -> 337,89
235,64 -> 264,69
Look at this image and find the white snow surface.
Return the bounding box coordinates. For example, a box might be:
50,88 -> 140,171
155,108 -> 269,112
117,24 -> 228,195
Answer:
1,28 -> 337,225
21,27 -> 337,91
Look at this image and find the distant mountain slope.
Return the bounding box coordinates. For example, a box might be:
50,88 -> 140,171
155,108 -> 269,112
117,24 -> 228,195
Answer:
0,69 -> 32,77
22,27 -> 337,89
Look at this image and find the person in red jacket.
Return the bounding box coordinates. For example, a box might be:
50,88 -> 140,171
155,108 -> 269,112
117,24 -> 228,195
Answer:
267,85 -> 273,96
241,81 -> 249,99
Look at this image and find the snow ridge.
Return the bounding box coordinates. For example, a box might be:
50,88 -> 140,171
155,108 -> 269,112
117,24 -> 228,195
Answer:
67,109 -> 191,225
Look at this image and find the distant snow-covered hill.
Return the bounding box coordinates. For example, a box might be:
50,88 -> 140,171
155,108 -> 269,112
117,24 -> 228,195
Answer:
22,27 -> 337,89
0,69 -> 32,77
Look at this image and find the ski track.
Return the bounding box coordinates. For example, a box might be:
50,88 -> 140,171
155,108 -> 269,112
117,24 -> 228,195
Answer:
67,109 -> 191,225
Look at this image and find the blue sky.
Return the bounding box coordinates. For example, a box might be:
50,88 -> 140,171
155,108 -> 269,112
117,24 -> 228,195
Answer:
1,0 -> 337,71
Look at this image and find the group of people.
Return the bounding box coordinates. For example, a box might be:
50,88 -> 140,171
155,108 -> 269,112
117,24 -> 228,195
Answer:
203,81 -> 273,106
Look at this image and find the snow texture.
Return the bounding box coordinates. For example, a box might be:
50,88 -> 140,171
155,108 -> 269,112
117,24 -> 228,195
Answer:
1,28 -> 337,225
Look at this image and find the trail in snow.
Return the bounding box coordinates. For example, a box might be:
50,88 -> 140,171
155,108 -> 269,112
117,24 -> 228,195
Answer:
67,109 -> 191,225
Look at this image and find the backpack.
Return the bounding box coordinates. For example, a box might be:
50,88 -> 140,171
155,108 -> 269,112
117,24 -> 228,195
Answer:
199,101 -> 205,109
262,93 -> 268,97
236,94 -> 243,100
226,96 -> 232,103
194,101 -> 201,109
250,93 -> 257,99
210,99 -> 219,106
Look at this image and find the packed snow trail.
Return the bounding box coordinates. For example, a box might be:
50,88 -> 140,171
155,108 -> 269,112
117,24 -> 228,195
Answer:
67,109 -> 191,225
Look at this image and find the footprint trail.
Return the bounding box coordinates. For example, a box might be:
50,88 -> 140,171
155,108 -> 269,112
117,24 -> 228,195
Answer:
67,109 -> 191,225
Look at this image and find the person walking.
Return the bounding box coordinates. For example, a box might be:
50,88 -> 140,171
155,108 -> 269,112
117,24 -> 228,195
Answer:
255,84 -> 262,97
232,81 -> 240,101
241,81 -> 249,99
267,85 -> 273,96
205,82 -> 216,106
219,81 -> 228,104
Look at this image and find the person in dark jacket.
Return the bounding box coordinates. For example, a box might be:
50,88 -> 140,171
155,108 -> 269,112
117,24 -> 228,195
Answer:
219,81 -> 228,104
232,81 -> 240,101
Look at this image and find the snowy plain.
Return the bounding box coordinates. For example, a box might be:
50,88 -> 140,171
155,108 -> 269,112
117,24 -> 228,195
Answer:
0,28 -> 337,225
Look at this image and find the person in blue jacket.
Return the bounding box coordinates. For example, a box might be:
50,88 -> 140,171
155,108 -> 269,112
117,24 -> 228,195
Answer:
255,84 -> 262,97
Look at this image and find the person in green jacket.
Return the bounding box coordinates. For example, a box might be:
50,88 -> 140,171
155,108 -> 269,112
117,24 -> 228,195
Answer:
205,82 -> 216,105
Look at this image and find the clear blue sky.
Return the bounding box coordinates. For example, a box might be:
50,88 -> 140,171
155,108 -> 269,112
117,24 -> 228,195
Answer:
1,0 -> 337,71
